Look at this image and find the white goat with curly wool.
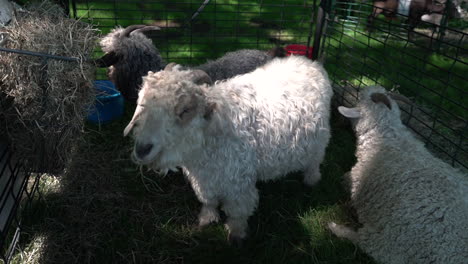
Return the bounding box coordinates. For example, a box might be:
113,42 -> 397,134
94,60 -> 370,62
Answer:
124,55 -> 333,244
328,86 -> 468,264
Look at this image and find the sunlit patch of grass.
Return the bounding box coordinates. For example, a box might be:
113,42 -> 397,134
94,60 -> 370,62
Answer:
11,235 -> 46,264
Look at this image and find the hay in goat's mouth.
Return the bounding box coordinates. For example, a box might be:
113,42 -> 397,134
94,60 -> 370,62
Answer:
0,1 -> 99,173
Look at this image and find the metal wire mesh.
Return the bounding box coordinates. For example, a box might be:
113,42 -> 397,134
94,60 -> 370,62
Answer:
0,46 -> 81,263
70,0 -> 466,169
317,0 -> 467,170
0,142 -> 39,264
70,0 -> 318,78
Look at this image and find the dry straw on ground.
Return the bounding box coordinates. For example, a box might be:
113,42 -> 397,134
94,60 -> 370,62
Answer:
0,1 -> 99,173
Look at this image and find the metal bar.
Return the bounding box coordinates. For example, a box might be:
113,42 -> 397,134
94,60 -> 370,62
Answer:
0,47 -> 80,62
312,0 -> 326,60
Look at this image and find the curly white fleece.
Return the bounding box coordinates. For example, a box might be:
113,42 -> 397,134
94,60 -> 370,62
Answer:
329,86 -> 468,264
127,55 -> 333,239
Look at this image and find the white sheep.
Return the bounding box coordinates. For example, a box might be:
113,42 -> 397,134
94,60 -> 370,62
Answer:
328,85 -> 468,264
123,55 -> 333,244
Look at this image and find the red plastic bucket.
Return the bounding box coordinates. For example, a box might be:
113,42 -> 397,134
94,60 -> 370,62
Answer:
285,44 -> 313,59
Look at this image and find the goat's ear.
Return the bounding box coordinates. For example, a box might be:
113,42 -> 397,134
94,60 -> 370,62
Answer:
123,122 -> 134,137
387,92 -> 412,105
164,62 -> 178,71
124,105 -> 144,136
370,93 -> 392,110
190,70 -> 212,85
92,51 -> 122,67
203,102 -> 217,120
174,94 -> 199,125
338,106 -> 361,118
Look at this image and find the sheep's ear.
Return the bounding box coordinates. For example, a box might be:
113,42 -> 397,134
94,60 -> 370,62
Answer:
370,93 -> 392,110
338,106 -> 361,118
124,105 -> 144,137
190,70 -> 212,85
92,51 -> 122,67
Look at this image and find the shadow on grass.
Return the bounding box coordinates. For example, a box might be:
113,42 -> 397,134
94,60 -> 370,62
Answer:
76,0 -> 317,65
14,104 -> 375,263
323,28 -> 467,120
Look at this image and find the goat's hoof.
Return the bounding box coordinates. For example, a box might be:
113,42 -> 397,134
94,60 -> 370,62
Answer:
227,233 -> 245,248
197,221 -> 215,230
198,216 -> 219,229
303,176 -> 320,187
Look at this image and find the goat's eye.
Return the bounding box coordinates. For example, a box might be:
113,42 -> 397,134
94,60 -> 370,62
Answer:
179,108 -> 190,118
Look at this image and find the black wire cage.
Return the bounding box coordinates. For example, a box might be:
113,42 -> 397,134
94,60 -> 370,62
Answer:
70,0 -> 319,75
0,0 -> 466,262
69,0 -> 466,170
316,0 -> 467,170
0,142 -> 39,264
0,42 -> 85,264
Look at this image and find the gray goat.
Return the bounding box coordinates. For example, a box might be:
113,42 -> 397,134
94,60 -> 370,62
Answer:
94,25 -> 164,101
94,24 -> 285,101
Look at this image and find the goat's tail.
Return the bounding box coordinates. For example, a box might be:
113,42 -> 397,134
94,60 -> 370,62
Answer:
267,47 -> 287,58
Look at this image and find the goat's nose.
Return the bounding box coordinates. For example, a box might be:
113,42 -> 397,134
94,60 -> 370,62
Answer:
135,143 -> 153,159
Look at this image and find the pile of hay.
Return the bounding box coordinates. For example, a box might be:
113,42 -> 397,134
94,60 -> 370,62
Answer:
0,1 -> 99,173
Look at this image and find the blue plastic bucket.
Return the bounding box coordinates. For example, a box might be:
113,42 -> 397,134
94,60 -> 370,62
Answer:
87,80 -> 124,124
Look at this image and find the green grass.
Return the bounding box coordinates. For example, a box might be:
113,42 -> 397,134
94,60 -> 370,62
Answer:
73,0 -> 316,68
321,13 -> 467,168
10,0 -> 467,263
323,27 -> 467,119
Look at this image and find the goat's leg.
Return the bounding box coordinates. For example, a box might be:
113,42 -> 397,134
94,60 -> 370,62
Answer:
303,152 -> 326,186
328,222 -> 359,243
222,186 -> 259,246
184,169 -> 221,228
304,165 -> 321,186
367,2 -> 386,32
407,13 -> 422,40
198,200 -> 220,228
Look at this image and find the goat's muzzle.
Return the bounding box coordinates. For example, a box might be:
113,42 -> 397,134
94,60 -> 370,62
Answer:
135,143 -> 154,160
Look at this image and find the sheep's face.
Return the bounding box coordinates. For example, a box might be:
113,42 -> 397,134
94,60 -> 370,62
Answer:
338,86 -> 404,136
123,70 -> 215,170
